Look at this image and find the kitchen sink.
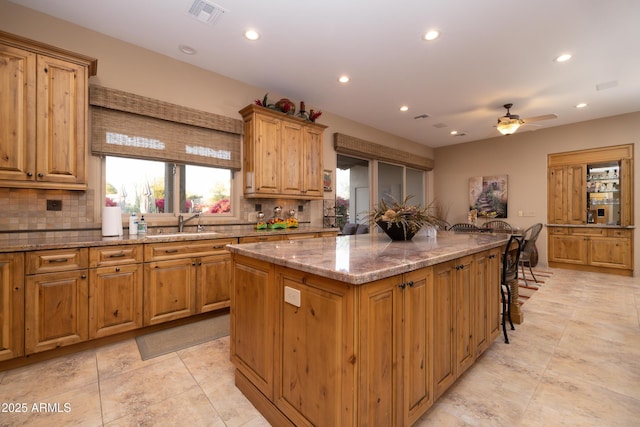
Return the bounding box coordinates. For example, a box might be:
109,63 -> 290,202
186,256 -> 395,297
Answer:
145,231 -> 222,238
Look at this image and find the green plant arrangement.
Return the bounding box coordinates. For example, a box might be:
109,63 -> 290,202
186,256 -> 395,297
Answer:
369,195 -> 443,240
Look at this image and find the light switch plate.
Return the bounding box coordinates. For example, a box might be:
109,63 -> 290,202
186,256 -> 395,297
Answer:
284,286 -> 301,307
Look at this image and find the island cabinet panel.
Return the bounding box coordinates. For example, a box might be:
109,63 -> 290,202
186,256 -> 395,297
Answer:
433,260 -> 456,398
475,248 -> 501,356
275,269 -> 355,427
455,255 -> 475,377
230,243 -> 502,426
231,254 -> 276,399
0,253 -> 24,362
358,276 -> 401,427
433,254 -> 477,399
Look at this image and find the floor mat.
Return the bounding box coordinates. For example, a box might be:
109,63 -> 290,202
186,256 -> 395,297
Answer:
517,268 -> 553,305
136,313 -> 230,360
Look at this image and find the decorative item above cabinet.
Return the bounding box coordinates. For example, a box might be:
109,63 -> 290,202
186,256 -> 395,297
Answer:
0,30 -> 97,190
239,104 -> 327,200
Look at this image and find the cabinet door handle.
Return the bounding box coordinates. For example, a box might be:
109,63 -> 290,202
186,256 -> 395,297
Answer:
398,282 -> 406,289
213,245 -> 225,249
109,253 -> 126,258
49,258 -> 70,263
407,281 -> 414,287
81,274 -> 87,279
164,249 -> 178,253
192,262 -> 196,266
26,172 -> 33,177
115,267 -> 120,272
37,172 -> 44,178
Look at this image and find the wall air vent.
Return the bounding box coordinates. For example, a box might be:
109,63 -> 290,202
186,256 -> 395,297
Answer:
188,0 -> 227,25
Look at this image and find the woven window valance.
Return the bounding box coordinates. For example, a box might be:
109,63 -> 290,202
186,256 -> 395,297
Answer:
90,85 -> 243,170
334,133 -> 433,171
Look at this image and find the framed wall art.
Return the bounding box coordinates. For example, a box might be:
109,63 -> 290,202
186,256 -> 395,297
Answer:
323,169 -> 333,192
469,175 -> 508,218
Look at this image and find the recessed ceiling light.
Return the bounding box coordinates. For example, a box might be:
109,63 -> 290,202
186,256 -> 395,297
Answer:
450,130 -> 458,135
400,105 -> 409,112
424,30 -> 439,41
338,75 -> 350,83
576,103 -> 588,108
554,53 -> 572,63
178,44 -> 197,55
244,30 -> 260,41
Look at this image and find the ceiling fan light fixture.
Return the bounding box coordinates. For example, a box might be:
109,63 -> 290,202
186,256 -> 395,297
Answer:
496,118 -> 523,135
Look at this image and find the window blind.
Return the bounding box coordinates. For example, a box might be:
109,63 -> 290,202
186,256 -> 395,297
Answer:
90,86 -> 243,170
333,133 -> 433,171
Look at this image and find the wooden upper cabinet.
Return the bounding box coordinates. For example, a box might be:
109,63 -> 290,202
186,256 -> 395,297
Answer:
240,104 -> 327,199
0,30 -> 97,190
548,145 -> 633,226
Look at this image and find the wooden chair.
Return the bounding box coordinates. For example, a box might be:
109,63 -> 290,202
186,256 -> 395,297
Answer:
449,223 -> 480,232
482,220 -> 512,232
501,235 -> 524,343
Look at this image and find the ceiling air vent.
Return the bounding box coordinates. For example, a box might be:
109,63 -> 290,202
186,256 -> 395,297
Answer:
188,0 -> 227,25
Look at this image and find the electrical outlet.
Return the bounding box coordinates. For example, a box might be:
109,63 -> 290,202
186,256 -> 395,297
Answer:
284,286 -> 301,307
298,204 -> 304,212
46,199 -> 62,211
255,203 -> 262,211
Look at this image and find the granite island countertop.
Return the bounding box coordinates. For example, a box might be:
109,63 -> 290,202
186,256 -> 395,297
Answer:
227,230 -> 510,285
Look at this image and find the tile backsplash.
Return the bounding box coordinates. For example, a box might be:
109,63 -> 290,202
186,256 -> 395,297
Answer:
0,188 -> 97,232
0,188 -> 313,232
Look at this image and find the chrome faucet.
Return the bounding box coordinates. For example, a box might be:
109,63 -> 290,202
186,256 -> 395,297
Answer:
178,212 -> 201,232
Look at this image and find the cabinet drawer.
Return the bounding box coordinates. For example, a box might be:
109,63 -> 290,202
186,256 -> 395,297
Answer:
239,235 -> 284,244
26,248 -> 88,274
144,239 -> 236,261
90,244 -> 142,267
607,229 -> 631,238
568,227 -> 606,237
285,233 -> 318,240
548,227 -> 568,235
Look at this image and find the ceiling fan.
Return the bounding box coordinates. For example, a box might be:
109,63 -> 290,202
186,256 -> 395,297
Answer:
496,103 -> 558,135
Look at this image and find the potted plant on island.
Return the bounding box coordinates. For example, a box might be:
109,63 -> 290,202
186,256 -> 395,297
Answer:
369,195 -> 444,240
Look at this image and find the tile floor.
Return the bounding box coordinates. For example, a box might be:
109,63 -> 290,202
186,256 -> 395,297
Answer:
0,268 -> 639,426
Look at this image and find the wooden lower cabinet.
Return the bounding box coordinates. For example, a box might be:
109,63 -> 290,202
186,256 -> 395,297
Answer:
231,250 -> 499,426
25,269 -> 89,354
144,258 -> 197,325
90,264 -> 143,338
24,248 -> 89,354
0,253 -> 24,361
144,239 -> 235,325
548,227 -> 633,275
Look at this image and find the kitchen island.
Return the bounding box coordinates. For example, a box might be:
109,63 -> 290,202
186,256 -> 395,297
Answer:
227,231 -> 510,426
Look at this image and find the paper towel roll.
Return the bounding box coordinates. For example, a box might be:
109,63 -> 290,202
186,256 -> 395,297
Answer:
102,206 -> 123,236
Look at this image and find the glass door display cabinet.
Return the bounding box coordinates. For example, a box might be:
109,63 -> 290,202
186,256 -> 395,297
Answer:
586,162 -> 620,225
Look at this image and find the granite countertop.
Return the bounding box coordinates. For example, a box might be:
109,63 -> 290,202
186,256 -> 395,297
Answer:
227,230 -> 510,285
0,225 -> 338,253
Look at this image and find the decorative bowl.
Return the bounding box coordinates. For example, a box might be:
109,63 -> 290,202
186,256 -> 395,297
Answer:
377,220 -> 419,241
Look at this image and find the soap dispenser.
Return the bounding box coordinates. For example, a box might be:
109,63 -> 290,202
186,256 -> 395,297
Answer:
129,212 -> 138,235
138,215 -> 147,234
